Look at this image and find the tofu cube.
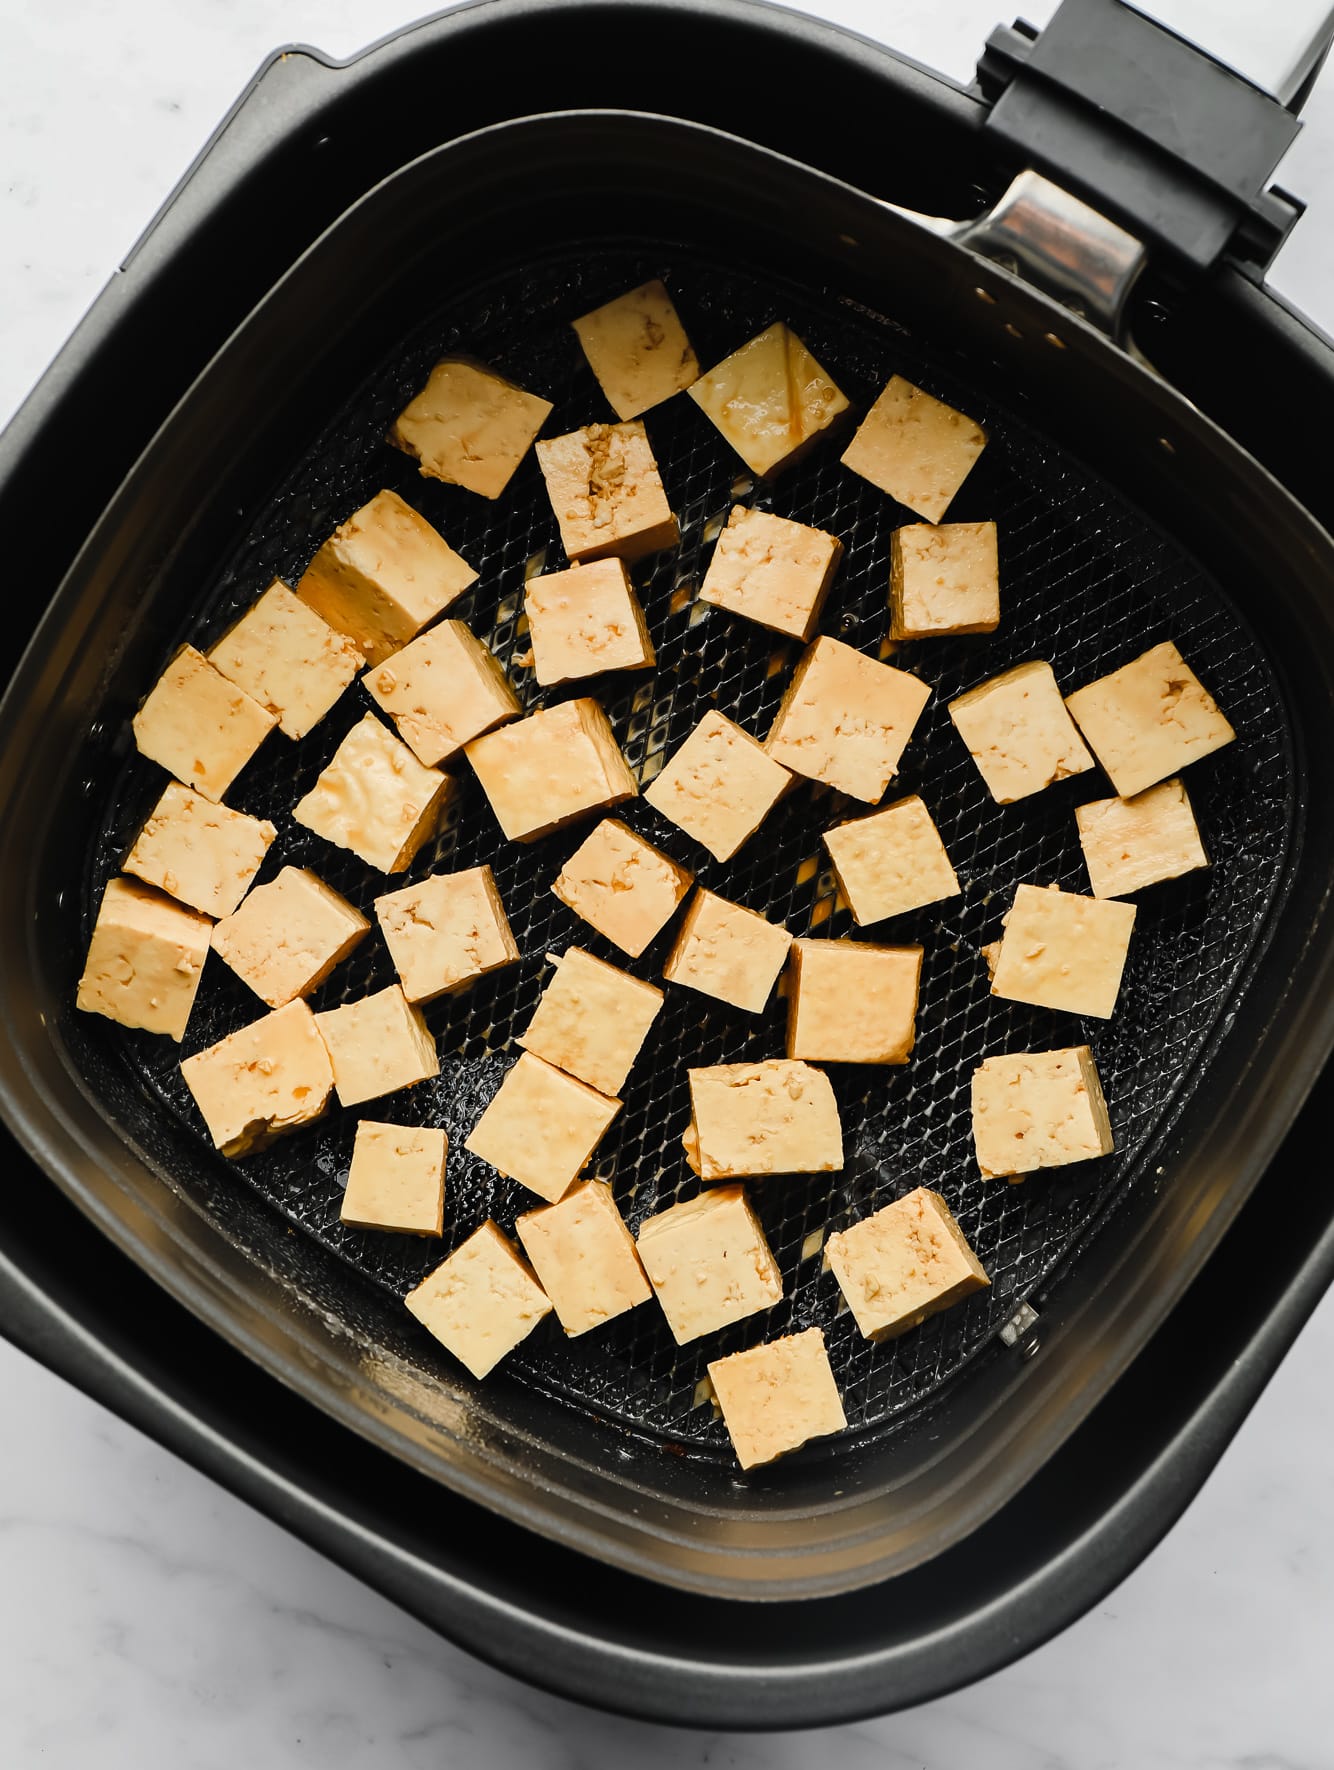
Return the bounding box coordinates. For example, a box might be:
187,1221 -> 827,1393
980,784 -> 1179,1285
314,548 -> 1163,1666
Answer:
132,644 -> 276,802
465,698 -> 637,844
1065,640 -> 1236,797
124,780 -> 276,918
525,559 -> 655,686
211,865 -> 370,1008
292,712 -> 454,874
765,636 -> 931,802
686,1059 -> 842,1180
841,375 -> 987,523
890,520 -> 999,639
948,660 -> 1094,804
374,865 -> 518,1004
645,711 -> 791,862
688,323 -> 850,479
662,888 -> 792,1014
405,1221 -> 552,1379
515,1180 -> 651,1337
180,999 -> 334,1157
990,883 -> 1136,1020
825,1186 -> 989,1341
208,580 -> 364,740
464,1052 -> 621,1204
635,1185 -> 783,1344
364,619 -> 520,767
698,505 -> 843,642
707,1328 -> 846,1469
1076,777 -> 1209,899
787,938 -> 922,1064
520,947 -> 663,1095
822,794 -> 960,925
552,818 -> 693,958
77,877 -> 212,1041
571,278 -> 700,420
536,419 -> 679,564
313,984 -> 439,1108
390,357 -> 554,500
971,1045 -> 1114,1179
340,1121 -> 447,1236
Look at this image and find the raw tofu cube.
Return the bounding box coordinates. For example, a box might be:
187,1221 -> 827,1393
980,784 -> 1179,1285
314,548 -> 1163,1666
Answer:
822,794 -> 960,925
825,1186 -> 988,1341
464,1052 -> 621,1203
519,947 -> 664,1096
688,323 -> 850,479
971,1045 -> 1114,1180
525,559 -> 655,686
466,698 -> 637,843
390,358 -> 554,500
841,375 -> 987,523
292,712 -> 454,874
787,938 -> 921,1064
949,660 -> 1094,804
211,865 -> 370,1008
686,1059 -> 842,1180
77,877 -> 211,1041
340,1121 -> 447,1236
124,780 -> 276,918
208,580 -> 363,740
636,1185 -> 782,1344
890,521 -> 999,638
765,636 -> 931,802
645,710 -> 791,862
698,505 -> 843,642
314,984 -> 439,1108
405,1221 -> 551,1379
1065,640 -> 1236,797
708,1328 -> 846,1469
536,420 -> 679,564
990,883 -> 1136,1020
1076,777 -> 1209,898
663,888 -> 792,1014
552,818 -> 693,958
132,644 -> 276,802
515,1180 -> 651,1337
375,865 -> 518,1003
180,999 -> 334,1157
364,619 -> 520,767
571,278 -> 700,420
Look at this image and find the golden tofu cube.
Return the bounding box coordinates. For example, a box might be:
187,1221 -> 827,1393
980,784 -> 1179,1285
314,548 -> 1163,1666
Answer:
949,660 -> 1094,804
991,883 -> 1136,1019
536,419 -> 679,564
571,278 -> 700,420
822,793 -> 960,926
1065,640 -> 1236,798
464,1052 -> 621,1204
787,938 -> 922,1064
465,698 -> 637,843
180,999 -> 334,1157
77,877 -> 212,1042
826,1186 -> 988,1341
375,864 -> 518,1004
686,1058 -> 842,1181
208,580 -> 364,740
645,710 -> 792,863
132,644 -> 276,803
124,780 -> 275,918
636,1185 -> 782,1345
552,817 -> 693,958
525,559 -> 655,686
663,888 -> 792,1014
314,984 -> 439,1108
698,505 -> 843,642
212,865 -> 369,1009
390,357 -> 554,500
516,1179 -> 651,1337
292,712 -> 454,874
708,1327 -> 846,1470
364,619 -> 520,767
688,322 -> 850,479
519,947 -> 663,1096
1076,777 -> 1209,899
340,1121 -> 447,1236
971,1045 -> 1114,1180
890,520 -> 999,639
765,636 -> 931,802
841,375 -> 987,523
406,1221 -> 552,1379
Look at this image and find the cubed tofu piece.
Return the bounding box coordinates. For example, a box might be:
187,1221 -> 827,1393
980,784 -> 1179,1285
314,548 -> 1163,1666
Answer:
990,884 -> 1136,1020
698,505 -> 843,643
405,1221 -> 551,1379
525,559 -> 655,686
825,1186 -> 989,1341
375,865 -> 518,1004
464,1052 -> 621,1204
292,712 -> 454,874
686,1059 -> 842,1180
571,278 -> 700,420
688,323 -> 850,479
1076,777 -> 1209,899
948,660 -> 1094,804
77,877 -> 212,1041
466,698 -> 637,843
211,865 -> 370,1008
340,1121 -> 447,1236
536,420 -> 679,564
822,794 -> 960,925
390,357 -> 554,500
889,520 -> 999,639
971,1045 -> 1114,1180
645,711 -> 792,863
313,984 -> 439,1108
124,780 -> 276,918
708,1327 -> 846,1469
765,636 -> 931,802
180,999 -> 334,1157
1065,640 -> 1236,797
208,580 -> 364,740
552,818 -> 693,958
515,1180 -> 651,1337
841,375 -> 987,523
520,947 -> 663,1095
663,888 -> 792,1014
636,1185 -> 782,1344
363,619 -> 520,767
787,938 -> 922,1064
132,645 -> 276,802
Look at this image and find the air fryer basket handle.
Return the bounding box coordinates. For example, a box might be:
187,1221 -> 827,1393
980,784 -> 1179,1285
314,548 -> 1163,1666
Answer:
1127,0 -> 1334,109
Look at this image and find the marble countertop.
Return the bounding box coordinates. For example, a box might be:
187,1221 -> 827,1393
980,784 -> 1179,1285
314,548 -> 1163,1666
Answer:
3,2 -> 1333,1762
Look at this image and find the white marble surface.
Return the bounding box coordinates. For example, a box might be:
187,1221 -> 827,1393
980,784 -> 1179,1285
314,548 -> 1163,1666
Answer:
3,1 -> 1334,1762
